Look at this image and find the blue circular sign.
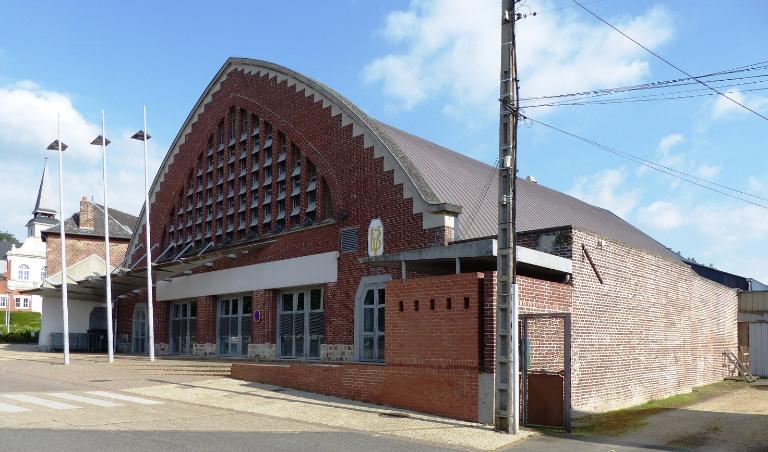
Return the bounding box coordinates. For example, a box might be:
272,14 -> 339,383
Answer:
253,310 -> 261,322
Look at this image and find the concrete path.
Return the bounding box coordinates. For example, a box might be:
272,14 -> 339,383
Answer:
515,381 -> 768,451
128,377 -> 532,450
0,345 -> 530,450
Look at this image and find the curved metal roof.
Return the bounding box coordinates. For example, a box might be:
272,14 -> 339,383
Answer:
126,58 -> 677,263
374,122 -> 678,260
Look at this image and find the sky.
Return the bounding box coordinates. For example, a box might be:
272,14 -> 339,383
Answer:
0,0 -> 766,282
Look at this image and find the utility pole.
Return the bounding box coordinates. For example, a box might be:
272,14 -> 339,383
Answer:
495,0 -> 520,434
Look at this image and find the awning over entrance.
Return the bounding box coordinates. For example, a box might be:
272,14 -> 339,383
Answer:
28,239 -> 277,303
361,238 -> 572,282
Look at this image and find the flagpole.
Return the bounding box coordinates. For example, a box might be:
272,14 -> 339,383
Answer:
101,111 -> 114,363
143,106 -> 155,362
57,114 -> 70,365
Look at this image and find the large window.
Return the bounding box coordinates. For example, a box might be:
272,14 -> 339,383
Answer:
278,288 -> 323,359
171,301 -> 197,354
18,264 -> 29,281
217,296 -> 251,356
360,286 -> 385,362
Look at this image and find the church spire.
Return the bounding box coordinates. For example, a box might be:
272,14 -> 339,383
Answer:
32,157 -> 57,218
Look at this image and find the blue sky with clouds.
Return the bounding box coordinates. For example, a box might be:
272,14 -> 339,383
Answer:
0,0 -> 766,281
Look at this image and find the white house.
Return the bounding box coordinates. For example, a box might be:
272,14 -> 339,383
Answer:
3,160 -> 58,313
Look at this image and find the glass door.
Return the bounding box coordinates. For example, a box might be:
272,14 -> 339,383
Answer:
361,287 -> 385,362
279,288 -> 324,359
171,301 -> 197,354
132,306 -> 147,354
217,296 -> 251,356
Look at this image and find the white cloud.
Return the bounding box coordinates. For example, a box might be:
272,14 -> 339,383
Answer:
710,89 -> 768,121
658,133 -> 685,152
638,200 -> 684,230
0,80 -> 163,240
569,167 -> 640,218
695,163 -> 721,180
363,0 -> 674,117
748,175 -> 767,194
690,203 -> 768,247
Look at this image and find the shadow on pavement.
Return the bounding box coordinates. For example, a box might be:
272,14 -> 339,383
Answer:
0,429 -> 455,452
515,408 -> 768,451
144,378 -> 485,431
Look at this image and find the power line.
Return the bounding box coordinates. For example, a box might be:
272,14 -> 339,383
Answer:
522,84 -> 768,109
461,159 -> 499,238
573,0 -> 768,122
519,69 -> 768,105
536,0 -> 607,14
515,113 -> 768,209
519,60 -> 768,102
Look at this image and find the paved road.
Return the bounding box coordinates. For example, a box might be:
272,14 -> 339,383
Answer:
0,348 -> 459,451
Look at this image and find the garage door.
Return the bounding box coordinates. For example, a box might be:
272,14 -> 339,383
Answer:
749,323 -> 768,377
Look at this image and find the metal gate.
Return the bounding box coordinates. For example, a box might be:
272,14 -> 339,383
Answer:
520,313 -> 571,432
749,323 -> 768,377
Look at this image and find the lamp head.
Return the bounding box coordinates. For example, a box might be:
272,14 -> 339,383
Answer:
131,130 -> 151,141
46,140 -> 68,151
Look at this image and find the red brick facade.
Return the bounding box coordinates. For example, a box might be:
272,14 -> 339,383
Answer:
568,229 -> 737,412
118,67 -> 451,355
233,273 -> 487,421
115,60 -> 739,423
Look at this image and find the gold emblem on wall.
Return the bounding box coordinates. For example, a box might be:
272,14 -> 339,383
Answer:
368,218 -> 384,257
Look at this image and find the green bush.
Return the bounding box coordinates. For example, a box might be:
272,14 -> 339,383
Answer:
0,328 -> 37,343
0,312 -> 41,343
9,311 -> 41,329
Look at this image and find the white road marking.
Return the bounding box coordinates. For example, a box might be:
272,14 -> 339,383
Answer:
85,391 -> 162,405
46,392 -> 123,407
1,394 -> 80,410
0,401 -> 31,413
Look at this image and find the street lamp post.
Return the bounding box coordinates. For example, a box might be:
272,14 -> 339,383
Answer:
131,106 -> 154,361
90,111 -> 114,363
47,115 -> 70,365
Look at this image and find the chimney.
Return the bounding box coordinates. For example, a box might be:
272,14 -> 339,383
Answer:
79,196 -> 95,230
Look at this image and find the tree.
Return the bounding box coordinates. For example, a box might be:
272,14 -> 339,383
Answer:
0,231 -> 19,245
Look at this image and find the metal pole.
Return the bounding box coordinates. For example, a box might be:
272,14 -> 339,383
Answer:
101,111 -> 114,363
57,114 -> 70,365
495,0 -> 520,433
143,106 -> 155,361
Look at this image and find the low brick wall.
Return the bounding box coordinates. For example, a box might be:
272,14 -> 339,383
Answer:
231,362 -> 478,421
232,272 -> 485,422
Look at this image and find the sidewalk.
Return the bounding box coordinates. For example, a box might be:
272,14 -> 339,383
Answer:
128,377 -> 533,450
0,345 -> 533,450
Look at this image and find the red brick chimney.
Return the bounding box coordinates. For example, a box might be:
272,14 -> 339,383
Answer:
79,196 -> 94,230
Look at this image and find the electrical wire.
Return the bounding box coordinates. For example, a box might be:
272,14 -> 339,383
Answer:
573,0 -> 768,122
519,61 -> 768,102
522,84 -> 768,109
509,109 -> 768,209
536,0 -> 607,14
461,160 -> 500,238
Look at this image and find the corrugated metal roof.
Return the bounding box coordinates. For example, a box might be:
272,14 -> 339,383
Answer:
374,121 -> 678,260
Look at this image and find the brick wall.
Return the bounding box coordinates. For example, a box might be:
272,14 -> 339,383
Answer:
386,273 -> 483,369
569,229 -> 738,412
118,68 -> 450,350
232,272 -> 486,421
45,234 -> 129,276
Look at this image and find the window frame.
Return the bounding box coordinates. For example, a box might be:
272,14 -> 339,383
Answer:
277,287 -> 324,360
18,264 -> 30,281
354,275 -> 391,363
